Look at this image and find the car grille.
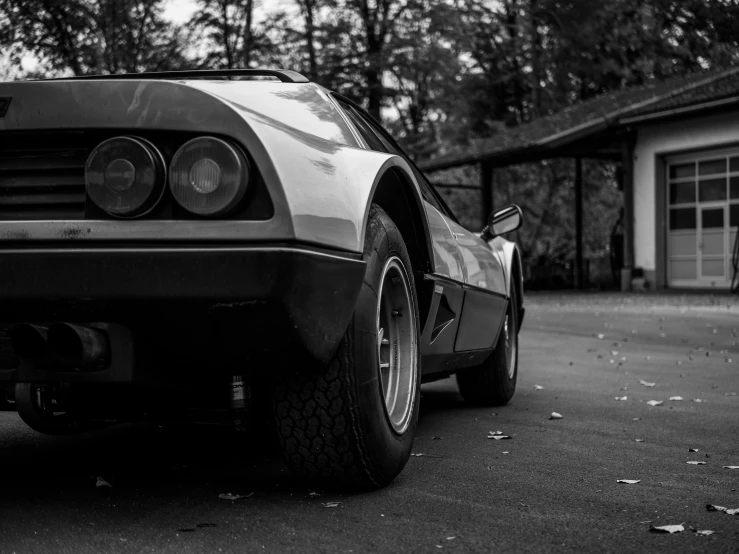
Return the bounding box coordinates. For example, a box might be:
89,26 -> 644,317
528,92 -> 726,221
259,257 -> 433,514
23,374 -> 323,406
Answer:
0,134 -> 87,220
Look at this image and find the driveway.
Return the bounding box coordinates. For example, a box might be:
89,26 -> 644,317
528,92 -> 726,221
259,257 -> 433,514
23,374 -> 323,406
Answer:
1,292 -> 738,553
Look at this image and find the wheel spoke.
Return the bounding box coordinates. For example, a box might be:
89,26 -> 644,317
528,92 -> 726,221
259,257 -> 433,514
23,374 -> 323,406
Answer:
376,257 -> 417,434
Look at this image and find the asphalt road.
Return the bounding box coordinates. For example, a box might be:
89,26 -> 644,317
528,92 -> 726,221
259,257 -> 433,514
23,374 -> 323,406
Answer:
1,293 -> 738,553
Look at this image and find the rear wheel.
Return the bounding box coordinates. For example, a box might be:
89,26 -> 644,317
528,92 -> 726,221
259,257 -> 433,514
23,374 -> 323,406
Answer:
456,283 -> 519,406
273,205 -> 420,489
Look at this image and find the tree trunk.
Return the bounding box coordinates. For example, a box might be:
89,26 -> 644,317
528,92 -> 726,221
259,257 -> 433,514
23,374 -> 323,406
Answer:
243,0 -> 253,68
304,0 -> 317,80
528,0 -> 542,120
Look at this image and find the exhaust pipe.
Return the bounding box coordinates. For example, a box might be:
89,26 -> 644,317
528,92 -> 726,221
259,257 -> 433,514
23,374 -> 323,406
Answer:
47,323 -> 111,372
8,324 -> 49,361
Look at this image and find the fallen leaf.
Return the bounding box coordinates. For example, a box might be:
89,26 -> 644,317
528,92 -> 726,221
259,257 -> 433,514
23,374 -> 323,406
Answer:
639,380 -> 655,387
596,334 -> 605,339
669,396 -> 683,401
95,477 -> 112,489
487,435 -> 511,440
502,451 -> 509,454
533,385 -> 543,390
549,412 -> 563,420
688,448 -> 699,452
635,439 -> 644,442
650,524 -> 684,534
446,536 -> 456,540
322,502 -> 341,508
723,466 -> 739,469
633,417 -> 641,421
686,461 -> 706,465
615,396 -> 628,401
694,530 -> 714,536
617,479 -> 641,484
218,493 -> 253,501
706,504 -> 727,512
692,398 -> 704,403
646,400 -> 663,407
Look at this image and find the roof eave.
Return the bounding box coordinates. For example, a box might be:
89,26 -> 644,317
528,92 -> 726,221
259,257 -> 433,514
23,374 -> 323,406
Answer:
619,95 -> 739,125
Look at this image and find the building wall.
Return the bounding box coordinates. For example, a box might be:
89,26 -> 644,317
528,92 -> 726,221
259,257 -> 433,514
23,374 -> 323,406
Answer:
633,110 -> 739,283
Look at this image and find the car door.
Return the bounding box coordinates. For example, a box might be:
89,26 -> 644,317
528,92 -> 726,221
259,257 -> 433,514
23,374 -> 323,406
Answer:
444,219 -> 508,352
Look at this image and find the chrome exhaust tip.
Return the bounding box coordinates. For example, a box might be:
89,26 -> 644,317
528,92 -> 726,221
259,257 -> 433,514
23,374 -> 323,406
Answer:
8,324 -> 48,360
47,323 -> 111,372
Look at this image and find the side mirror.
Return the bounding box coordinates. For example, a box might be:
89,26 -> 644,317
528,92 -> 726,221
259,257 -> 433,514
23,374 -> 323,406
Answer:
481,205 -> 523,241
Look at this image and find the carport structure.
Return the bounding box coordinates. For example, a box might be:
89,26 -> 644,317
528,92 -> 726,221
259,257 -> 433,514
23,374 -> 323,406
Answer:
418,67 -> 739,290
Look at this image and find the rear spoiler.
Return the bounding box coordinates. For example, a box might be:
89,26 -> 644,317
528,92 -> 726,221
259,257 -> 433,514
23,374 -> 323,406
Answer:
34,68 -> 310,84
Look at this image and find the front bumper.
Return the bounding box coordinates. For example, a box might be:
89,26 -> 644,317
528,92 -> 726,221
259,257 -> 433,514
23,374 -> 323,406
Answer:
0,244 -> 366,374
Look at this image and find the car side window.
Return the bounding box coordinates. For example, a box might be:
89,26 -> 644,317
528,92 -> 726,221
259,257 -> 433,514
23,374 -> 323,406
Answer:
339,103 -> 387,152
335,98 -> 447,214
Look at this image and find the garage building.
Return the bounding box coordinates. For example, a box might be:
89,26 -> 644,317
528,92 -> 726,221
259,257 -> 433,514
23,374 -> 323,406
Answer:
420,66 -> 739,291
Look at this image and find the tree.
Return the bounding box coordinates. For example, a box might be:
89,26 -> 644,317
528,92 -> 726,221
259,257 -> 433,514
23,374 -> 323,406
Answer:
0,0 -> 188,76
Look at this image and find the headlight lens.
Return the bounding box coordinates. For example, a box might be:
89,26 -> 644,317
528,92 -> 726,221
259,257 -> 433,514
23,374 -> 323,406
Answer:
85,136 -> 165,217
169,137 -> 249,216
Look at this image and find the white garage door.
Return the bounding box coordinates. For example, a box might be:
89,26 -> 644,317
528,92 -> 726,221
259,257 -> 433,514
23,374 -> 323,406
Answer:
667,148 -> 739,288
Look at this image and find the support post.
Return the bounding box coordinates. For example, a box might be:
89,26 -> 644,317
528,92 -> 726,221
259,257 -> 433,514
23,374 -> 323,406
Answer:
621,136 -> 636,291
574,157 -> 584,289
480,161 -> 494,228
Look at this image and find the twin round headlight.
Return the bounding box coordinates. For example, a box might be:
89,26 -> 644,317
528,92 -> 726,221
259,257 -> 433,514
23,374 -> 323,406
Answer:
85,136 -> 250,217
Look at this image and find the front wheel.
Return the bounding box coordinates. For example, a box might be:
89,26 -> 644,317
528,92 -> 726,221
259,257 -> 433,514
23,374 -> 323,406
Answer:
456,283 -> 519,406
273,205 -> 420,490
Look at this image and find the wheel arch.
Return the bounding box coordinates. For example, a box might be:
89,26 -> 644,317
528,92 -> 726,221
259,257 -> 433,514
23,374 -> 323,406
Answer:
509,244 -> 525,328
367,164 -> 434,325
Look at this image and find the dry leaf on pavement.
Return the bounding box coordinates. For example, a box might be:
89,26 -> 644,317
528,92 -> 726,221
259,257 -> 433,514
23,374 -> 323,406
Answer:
322,502 -> 341,508
650,524 -> 684,534
615,396 -> 628,401
95,477 -> 112,490
635,439 -> 644,442
549,412 -> 563,420
669,396 -> 683,401
694,530 -> 714,536
646,400 -> 663,407
218,493 -> 253,501
534,385 -> 543,390
639,380 -> 655,387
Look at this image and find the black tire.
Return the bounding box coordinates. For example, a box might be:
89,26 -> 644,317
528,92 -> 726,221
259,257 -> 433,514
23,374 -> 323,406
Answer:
456,282 -> 519,406
272,205 -> 420,490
